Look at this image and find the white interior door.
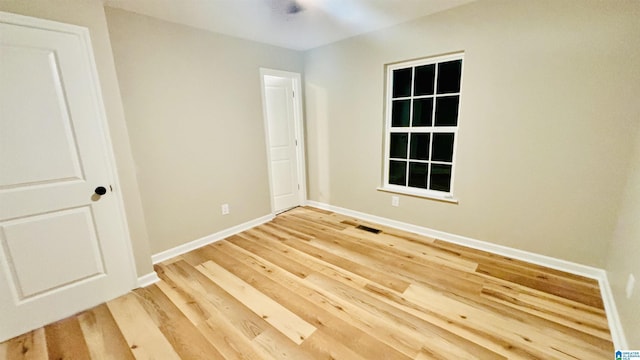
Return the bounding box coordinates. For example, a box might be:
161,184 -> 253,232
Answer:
0,12 -> 135,342
263,74 -> 302,213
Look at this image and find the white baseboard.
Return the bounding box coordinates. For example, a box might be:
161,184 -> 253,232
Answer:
151,214 -> 274,264
598,275 -> 628,349
306,200 -> 627,349
136,271 -> 160,288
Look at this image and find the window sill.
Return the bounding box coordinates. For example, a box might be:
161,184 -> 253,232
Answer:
377,186 -> 459,204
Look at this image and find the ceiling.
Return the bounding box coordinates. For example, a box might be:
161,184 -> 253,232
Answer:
103,0 -> 474,51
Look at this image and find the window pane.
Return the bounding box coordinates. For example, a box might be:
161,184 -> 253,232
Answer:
414,64 -> 435,96
408,163 -> 428,189
412,98 -> 433,127
437,60 -> 462,94
392,68 -> 412,98
410,133 -> 430,160
434,96 -> 459,126
430,164 -> 452,192
392,100 -> 411,127
389,161 -> 407,186
389,133 -> 408,159
431,133 -> 454,162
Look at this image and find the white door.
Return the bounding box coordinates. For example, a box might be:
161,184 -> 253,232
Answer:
263,74 -> 302,213
0,13 -> 135,342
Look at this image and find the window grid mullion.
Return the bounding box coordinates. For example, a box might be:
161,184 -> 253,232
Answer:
411,92 -> 460,100
389,128 -> 458,132
428,63 -> 440,190
404,67 -> 416,186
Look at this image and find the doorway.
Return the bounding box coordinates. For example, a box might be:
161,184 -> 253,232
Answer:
260,69 -> 306,214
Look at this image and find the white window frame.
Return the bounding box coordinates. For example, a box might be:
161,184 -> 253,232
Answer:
379,52 -> 464,203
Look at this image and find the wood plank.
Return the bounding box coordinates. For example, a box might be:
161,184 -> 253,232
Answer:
271,217 -> 323,239
77,304 -> 135,360
307,227 -> 485,297
285,208 -> 349,231
107,292 -> 181,359
231,230 -> 389,293
479,282 -> 612,343
341,226 -> 479,272
231,230 -> 372,288
262,222 -> 315,241
304,272 -> 505,360
155,264 -> 267,360
403,284 -> 610,359
362,282 -> 544,359
0,328 -> 47,360
133,284 -> 226,359
44,316 -> 92,360
160,259 -> 270,341
261,226 -> 412,293
431,239 -> 600,286
476,263 -> 604,308
297,330 -> 369,360
300,206 -> 333,215
251,328 -> 314,360
229,233 -> 315,278
198,260 -> 317,345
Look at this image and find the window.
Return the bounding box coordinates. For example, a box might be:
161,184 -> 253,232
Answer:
382,53 -> 463,201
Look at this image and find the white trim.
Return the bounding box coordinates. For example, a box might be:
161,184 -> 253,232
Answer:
0,12 -> 138,289
259,68 -> 308,216
377,186 -> 459,204
305,200 -> 627,349
136,272 -> 160,288
151,214 -> 274,264
0,10 -> 84,33
598,275 -> 628,349
79,15 -> 140,291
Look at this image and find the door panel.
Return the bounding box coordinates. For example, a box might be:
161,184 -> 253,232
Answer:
0,13 -> 134,342
264,76 -> 299,213
0,46 -> 83,188
272,160 -> 294,197
266,87 -> 290,147
1,207 -> 104,300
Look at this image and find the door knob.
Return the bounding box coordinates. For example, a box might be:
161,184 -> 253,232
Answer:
94,186 -> 107,195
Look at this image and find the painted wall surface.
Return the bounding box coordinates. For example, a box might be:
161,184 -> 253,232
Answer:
105,8 -> 304,253
0,0 -> 154,277
607,122 -> 640,348
304,0 -> 640,268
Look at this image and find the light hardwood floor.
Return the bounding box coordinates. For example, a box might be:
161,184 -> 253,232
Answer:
0,206 -> 613,359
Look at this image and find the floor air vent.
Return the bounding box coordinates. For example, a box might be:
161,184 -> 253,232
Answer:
356,225 -> 381,234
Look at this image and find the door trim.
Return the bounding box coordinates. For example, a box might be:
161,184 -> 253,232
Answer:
0,11 -> 138,290
259,68 -> 307,215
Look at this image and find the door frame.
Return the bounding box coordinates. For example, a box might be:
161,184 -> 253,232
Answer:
259,68 -> 307,215
0,11 -> 138,290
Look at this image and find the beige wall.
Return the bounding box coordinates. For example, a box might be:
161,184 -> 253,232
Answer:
304,0 -> 640,268
104,8 -> 304,254
0,0 -> 154,277
607,122 -> 640,348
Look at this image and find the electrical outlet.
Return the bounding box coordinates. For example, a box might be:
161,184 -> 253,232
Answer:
626,273 -> 635,299
221,203 -> 230,215
391,196 -> 399,207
